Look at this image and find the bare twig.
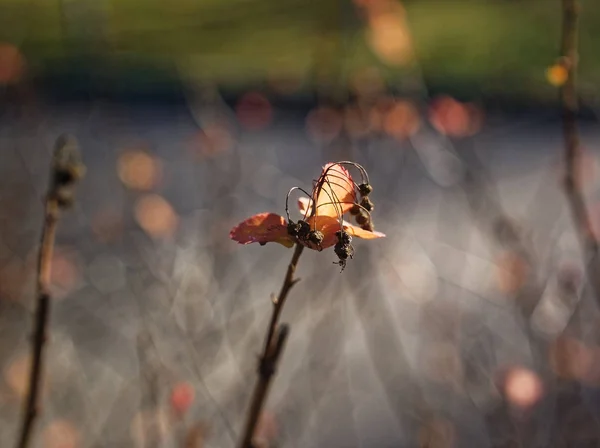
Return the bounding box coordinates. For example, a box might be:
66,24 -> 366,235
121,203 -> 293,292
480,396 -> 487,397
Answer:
238,243 -> 304,448
16,134 -> 84,448
558,0 -> 600,302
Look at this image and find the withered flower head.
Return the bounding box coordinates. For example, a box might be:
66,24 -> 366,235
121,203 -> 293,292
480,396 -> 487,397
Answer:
229,161 -> 385,270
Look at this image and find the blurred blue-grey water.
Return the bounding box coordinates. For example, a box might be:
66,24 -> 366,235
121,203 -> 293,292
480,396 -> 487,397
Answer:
1,90 -> 600,448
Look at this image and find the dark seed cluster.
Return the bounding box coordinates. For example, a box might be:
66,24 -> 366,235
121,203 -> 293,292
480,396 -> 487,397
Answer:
333,230 -> 354,272
50,134 -> 86,209
355,182 -> 375,232
287,219 -> 324,251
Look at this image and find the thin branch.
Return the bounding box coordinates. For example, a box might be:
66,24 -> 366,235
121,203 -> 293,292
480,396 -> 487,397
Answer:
238,243 -> 304,448
16,134 -> 84,448
263,243 -> 304,358
559,0 -> 600,303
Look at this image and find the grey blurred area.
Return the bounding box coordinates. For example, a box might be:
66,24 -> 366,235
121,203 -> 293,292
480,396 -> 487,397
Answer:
1,91 -> 600,448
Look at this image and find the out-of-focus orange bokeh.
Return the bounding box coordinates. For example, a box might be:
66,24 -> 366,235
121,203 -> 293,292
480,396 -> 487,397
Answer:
117,149 -> 163,191
550,336 -> 600,387
42,419 -> 80,448
50,247 -> 82,300
495,251 -> 529,295
383,100 -> 420,139
361,0 -> 414,66
134,194 -> 179,239
546,64 -> 569,87
0,43 -> 25,85
502,366 -> 543,409
236,92 -> 273,131
306,106 -> 343,143
188,122 -> 235,159
429,96 -> 483,137
5,354 -> 32,399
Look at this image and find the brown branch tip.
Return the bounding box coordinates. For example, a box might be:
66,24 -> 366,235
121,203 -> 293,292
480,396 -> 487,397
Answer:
16,134 -> 84,448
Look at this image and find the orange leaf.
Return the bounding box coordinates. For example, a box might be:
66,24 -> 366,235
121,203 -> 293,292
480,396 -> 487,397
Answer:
304,215 -> 342,249
312,163 -> 356,219
342,221 -> 386,240
229,213 -> 294,248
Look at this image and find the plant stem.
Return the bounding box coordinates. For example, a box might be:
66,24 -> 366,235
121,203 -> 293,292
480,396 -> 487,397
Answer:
238,243 -> 304,448
16,135 -> 83,448
16,196 -> 59,448
559,0 -> 600,302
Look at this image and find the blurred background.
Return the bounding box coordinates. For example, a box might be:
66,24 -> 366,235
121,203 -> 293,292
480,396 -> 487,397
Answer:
1,0 -> 600,446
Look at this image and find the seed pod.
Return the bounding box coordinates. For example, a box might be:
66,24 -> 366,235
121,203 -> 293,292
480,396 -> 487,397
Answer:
334,230 -> 354,271
335,230 -> 352,245
308,230 -> 324,248
355,210 -> 370,226
360,196 -> 374,212
294,220 -> 311,240
358,183 -> 372,197
287,221 -> 301,237
360,221 -> 374,232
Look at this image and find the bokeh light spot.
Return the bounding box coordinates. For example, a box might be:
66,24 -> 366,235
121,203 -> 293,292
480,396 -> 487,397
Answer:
495,251 -> 529,295
383,100 -> 420,139
305,106 -> 343,144
188,122 -> 235,159
50,247 -> 82,300
235,92 -> 273,131
117,149 -> 163,191
0,42 -> 25,85
365,3 -> 414,67
368,96 -> 395,133
42,419 -> 80,448
429,96 -> 483,137
502,367 -> 543,408
546,64 -> 569,87
134,194 -> 179,239
549,336 -> 600,386
4,354 -> 31,399
170,381 -> 195,416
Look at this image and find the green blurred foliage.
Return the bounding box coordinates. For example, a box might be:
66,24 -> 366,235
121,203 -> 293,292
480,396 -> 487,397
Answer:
0,0 -> 598,99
